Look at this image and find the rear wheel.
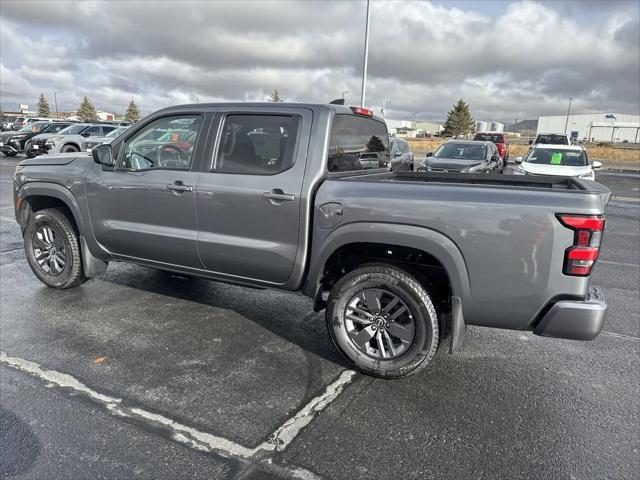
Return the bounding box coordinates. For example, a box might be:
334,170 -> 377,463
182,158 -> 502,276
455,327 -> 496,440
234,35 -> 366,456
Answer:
24,208 -> 86,289
2,151 -> 17,157
326,264 -> 439,378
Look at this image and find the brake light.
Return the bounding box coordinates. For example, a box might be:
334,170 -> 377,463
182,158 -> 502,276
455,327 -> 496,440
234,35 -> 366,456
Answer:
557,214 -> 605,276
350,106 -> 374,117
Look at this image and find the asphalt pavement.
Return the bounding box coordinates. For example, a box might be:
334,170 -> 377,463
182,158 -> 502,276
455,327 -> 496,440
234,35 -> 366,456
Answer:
1,155 -> 638,479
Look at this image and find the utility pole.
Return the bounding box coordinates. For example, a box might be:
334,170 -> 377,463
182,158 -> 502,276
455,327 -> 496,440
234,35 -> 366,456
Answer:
564,97 -> 573,133
360,0 -> 370,107
342,90 -> 348,101
54,91 -> 63,118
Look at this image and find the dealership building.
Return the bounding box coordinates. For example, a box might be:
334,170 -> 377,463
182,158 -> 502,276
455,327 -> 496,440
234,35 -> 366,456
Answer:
537,113 -> 640,143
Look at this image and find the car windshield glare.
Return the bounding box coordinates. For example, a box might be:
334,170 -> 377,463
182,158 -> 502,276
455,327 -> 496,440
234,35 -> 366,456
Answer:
106,127 -> 128,138
59,124 -> 88,135
434,143 -> 486,161
527,148 -> 587,166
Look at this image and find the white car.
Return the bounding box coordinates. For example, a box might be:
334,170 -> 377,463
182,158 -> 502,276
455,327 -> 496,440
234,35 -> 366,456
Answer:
513,144 -> 601,181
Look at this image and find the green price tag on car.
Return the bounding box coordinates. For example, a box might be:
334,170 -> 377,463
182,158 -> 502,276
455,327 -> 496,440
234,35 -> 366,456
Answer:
550,152 -> 563,164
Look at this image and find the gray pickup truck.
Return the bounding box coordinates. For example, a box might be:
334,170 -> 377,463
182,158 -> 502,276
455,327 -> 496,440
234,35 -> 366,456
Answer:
13,103 -> 610,378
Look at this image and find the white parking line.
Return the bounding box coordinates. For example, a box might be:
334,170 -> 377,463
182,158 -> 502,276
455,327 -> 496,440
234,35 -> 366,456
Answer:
601,331 -> 640,341
0,351 -> 355,479
599,260 -> 640,267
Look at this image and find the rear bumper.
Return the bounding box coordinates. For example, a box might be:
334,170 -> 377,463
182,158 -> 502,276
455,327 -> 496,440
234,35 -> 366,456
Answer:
533,288 -> 606,340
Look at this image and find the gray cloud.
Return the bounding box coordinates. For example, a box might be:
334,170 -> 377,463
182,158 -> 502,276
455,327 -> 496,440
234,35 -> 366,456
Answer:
1,0 -> 638,122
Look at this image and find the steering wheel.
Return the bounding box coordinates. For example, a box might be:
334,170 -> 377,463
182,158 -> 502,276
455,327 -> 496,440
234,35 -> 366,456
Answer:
158,143 -> 186,167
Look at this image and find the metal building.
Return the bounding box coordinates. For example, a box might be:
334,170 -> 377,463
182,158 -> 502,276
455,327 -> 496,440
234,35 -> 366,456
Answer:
475,121 -> 487,132
490,122 -> 504,132
537,113 -> 640,143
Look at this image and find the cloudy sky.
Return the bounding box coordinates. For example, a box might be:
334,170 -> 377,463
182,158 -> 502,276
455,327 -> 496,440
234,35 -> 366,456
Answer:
1,0 -> 638,122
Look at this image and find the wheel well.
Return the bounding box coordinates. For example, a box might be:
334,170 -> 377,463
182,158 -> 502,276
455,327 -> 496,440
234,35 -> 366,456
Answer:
320,242 -> 453,335
20,195 -> 79,234
61,142 -> 81,151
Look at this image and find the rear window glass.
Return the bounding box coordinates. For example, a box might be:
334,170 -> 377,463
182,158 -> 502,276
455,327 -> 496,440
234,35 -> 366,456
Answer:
328,115 -> 390,172
535,134 -> 568,145
474,133 -> 504,143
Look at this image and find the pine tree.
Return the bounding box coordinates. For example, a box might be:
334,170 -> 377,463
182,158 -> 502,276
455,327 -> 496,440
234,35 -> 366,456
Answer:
442,99 -> 475,137
268,89 -> 283,103
124,100 -> 140,123
77,96 -> 98,122
37,93 -> 51,117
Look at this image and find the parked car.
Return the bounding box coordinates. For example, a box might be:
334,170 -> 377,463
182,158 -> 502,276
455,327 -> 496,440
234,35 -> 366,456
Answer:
82,126 -> 130,152
14,102 -> 609,379
42,124 -> 117,155
473,132 -> 509,167
358,152 -> 387,169
514,144 -> 601,181
13,117 -> 28,129
418,140 -> 503,173
0,121 -> 65,157
25,122 -> 75,158
389,137 -> 414,171
529,133 -> 570,153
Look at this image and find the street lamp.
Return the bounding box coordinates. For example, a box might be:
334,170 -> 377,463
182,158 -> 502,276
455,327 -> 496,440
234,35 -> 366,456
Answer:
342,90 -> 348,101
360,0 -> 371,107
190,95 -> 199,104
564,97 -> 573,134
54,91 -> 64,118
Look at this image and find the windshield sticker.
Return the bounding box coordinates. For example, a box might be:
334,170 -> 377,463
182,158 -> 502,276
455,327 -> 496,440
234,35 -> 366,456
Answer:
550,152 -> 563,164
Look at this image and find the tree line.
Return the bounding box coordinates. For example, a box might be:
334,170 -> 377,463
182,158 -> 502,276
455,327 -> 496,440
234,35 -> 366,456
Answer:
36,94 -> 141,123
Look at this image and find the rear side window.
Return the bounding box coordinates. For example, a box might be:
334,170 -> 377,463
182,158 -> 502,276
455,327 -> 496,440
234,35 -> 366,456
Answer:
328,115 -> 390,172
215,114 -> 300,175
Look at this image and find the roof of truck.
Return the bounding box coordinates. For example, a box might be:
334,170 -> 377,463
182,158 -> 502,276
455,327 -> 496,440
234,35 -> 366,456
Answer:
156,102 -> 385,122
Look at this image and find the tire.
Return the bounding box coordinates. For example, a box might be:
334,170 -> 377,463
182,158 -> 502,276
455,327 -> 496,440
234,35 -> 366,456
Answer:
408,164 -> 414,172
326,263 -> 439,378
2,151 -> 17,157
61,144 -> 79,153
26,147 -> 37,158
24,208 -> 86,289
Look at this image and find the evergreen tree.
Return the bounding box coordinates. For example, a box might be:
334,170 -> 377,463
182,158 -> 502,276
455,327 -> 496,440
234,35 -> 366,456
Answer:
366,135 -> 385,152
442,99 -> 475,137
124,100 -> 140,123
268,89 -> 283,102
37,93 -> 51,117
77,96 -> 98,122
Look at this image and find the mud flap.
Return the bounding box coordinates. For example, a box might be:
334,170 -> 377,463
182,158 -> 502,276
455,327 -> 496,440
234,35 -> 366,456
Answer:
449,296 -> 466,354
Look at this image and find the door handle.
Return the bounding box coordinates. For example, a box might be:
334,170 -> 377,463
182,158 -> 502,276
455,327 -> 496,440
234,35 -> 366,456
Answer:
166,182 -> 193,193
263,189 -> 295,204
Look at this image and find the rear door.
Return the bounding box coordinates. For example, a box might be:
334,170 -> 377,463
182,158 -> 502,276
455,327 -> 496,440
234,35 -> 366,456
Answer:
195,107 -> 312,284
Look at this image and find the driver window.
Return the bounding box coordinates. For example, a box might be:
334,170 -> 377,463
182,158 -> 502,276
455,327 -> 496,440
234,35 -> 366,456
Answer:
118,115 -> 202,171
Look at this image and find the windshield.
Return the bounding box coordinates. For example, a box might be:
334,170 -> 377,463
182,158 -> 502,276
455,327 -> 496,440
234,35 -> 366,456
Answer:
434,143 -> 486,161
474,133 -> 504,143
535,134 -> 568,145
58,124 -> 89,135
106,126 -> 128,138
19,122 -> 48,133
526,148 -> 587,166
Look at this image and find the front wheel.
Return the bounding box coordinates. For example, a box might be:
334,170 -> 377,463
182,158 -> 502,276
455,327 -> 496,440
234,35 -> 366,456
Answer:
2,151 -> 17,157
24,208 -> 86,289
326,264 -> 439,378
61,144 -> 79,153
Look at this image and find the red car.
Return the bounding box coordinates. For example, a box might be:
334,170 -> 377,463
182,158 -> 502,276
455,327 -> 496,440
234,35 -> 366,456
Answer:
473,132 -> 509,166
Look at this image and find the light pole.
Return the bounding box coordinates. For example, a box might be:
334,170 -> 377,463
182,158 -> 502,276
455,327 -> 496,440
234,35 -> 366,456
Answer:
190,95 -> 199,104
54,91 -> 63,118
360,0 -> 371,107
564,97 -> 573,133
342,90 -> 348,101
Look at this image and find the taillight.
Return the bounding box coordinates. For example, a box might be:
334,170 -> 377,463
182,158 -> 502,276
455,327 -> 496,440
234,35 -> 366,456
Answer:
557,214 -> 605,276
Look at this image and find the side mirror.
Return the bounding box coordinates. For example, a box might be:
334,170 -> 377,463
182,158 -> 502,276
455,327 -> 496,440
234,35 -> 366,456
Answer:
394,151 -> 402,157
426,152 -> 433,157
528,139 -> 533,145
491,155 -> 500,162
592,160 -> 602,169
92,143 -> 114,166
514,156 -> 524,164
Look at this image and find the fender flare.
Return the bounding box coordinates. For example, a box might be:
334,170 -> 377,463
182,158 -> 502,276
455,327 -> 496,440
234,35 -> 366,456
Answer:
17,182 -> 87,237
303,222 -> 471,302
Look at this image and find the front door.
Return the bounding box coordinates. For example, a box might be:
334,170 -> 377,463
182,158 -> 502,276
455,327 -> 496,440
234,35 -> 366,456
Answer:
86,113 -> 206,269
195,109 -> 312,284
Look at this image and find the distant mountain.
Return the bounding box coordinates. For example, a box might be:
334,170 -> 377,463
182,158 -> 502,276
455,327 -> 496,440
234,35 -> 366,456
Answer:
505,119 -> 538,133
